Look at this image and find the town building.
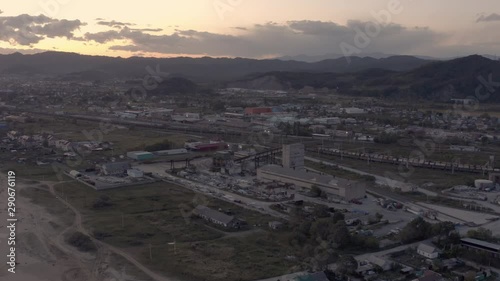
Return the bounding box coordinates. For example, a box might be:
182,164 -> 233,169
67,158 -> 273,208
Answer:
193,205 -> 240,228
154,148 -> 188,156
417,243 -> 440,259
100,162 -> 131,176
244,107 -> 273,115
366,255 -> 392,271
127,151 -> 155,161
282,143 -> 305,170
127,169 -> 144,178
257,165 -> 366,201
461,238 -> 500,257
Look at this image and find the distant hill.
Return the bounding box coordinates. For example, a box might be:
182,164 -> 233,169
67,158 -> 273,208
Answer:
124,77 -> 199,97
228,55 -> 500,102
0,51 -> 432,82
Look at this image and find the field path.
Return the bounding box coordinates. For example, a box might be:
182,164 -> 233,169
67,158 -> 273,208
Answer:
47,181 -> 179,281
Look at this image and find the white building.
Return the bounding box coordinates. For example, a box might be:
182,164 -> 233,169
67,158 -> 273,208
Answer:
417,243 -> 440,259
127,169 -> 144,178
344,107 -> 366,114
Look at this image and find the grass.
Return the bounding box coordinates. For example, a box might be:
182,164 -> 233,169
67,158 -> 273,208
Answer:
4,163 -> 62,182
15,115 -> 191,155
145,233 -> 298,281
52,180 -> 297,281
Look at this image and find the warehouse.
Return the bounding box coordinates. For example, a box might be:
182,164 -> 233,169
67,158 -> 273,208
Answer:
193,205 -> 240,228
244,107 -> 273,115
257,164 -> 365,201
461,238 -> 500,257
154,148 -> 188,156
127,151 -> 155,161
185,141 -> 228,152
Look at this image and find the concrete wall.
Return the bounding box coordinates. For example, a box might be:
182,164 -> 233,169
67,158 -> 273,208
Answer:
282,143 -> 305,170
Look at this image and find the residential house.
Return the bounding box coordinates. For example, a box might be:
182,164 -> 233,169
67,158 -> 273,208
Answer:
417,243 -> 440,259
367,255 -> 392,271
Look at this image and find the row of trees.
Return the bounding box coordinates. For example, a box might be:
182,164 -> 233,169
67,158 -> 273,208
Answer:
399,217 -> 455,244
285,206 -> 380,271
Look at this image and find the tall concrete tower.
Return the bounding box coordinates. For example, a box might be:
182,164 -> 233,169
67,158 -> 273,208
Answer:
282,143 -> 305,170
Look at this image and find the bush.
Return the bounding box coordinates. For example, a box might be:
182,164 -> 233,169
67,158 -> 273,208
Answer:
66,231 -> 96,252
143,140 -> 174,152
92,195 -> 113,209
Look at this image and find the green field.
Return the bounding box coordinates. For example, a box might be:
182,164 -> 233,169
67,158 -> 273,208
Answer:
3,163 -> 63,182
53,180 -> 296,281
16,116 -> 191,155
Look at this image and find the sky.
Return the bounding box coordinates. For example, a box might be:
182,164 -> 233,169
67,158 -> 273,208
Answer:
1,0 -> 500,59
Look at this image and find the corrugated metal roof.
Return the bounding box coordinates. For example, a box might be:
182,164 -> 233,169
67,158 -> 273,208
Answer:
194,205 -> 235,226
461,238 -> 500,251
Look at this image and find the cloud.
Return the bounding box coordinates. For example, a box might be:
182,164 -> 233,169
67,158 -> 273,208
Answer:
86,20 -> 441,58
0,14 -> 84,46
129,28 -> 163,32
97,20 -> 134,28
476,13 -> 500,22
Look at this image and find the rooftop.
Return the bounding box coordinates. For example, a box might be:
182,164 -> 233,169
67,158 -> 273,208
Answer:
259,165 -> 351,187
194,205 -> 235,226
461,238 -> 500,251
418,243 -> 439,254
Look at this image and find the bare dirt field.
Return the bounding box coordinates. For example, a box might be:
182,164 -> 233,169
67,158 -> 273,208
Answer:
0,173 -> 153,281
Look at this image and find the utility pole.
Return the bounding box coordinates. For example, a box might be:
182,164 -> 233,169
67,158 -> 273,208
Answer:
149,243 -> 153,261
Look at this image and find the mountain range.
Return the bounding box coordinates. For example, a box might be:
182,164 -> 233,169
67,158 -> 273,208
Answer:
0,51 -> 431,82
1,51 -> 499,102
229,55 -> 500,102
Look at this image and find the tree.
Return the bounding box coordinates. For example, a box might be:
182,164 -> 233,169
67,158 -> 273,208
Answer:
311,185 -> 323,197
399,217 -> 432,243
331,221 -> 351,249
332,212 -> 345,224
337,255 -> 357,276
432,221 -> 455,244
362,236 -> 380,249
313,205 -> 331,219
467,227 -> 494,242
311,219 -> 333,241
